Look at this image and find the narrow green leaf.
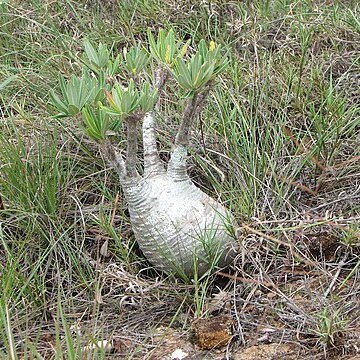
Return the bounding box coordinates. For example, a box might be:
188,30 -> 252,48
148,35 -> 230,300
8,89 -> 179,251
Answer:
84,39 -> 99,65
0,75 -> 16,91
49,90 -> 69,115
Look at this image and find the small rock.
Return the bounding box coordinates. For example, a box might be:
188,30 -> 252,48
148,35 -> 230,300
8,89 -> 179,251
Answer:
171,348 -> 188,359
193,315 -> 233,350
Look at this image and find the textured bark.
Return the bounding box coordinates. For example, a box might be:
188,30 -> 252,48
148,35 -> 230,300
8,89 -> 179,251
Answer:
125,115 -> 140,178
168,90 -> 209,182
142,67 -> 167,177
143,111 -> 165,177
122,173 -> 237,277
99,140 -> 127,180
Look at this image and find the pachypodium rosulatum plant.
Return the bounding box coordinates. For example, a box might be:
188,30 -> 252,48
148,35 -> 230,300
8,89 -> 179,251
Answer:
50,29 -> 237,279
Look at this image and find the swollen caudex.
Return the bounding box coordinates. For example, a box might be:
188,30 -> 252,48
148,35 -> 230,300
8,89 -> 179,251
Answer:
123,171 -> 237,277
100,58 -> 238,277
51,31 -> 238,278
103,99 -> 237,278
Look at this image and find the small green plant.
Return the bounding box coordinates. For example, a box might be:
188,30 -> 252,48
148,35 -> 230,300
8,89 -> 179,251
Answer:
191,223 -> 228,317
122,44 -> 150,76
312,307 -> 347,348
83,38 -> 121,76
82,106 -> 111,141
83,39 -> 110,72
49,70 -> 104,117
102,79 -> 158,117
147,28 -> 185,66
339,225 -> 360,248
172,39 -> 229,93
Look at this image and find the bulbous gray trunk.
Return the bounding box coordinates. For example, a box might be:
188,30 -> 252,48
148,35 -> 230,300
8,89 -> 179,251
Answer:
122,174 -> 237,277
101,87 -> 238,278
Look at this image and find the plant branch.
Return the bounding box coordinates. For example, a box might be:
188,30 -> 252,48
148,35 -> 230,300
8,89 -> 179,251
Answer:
154,66 -> 168,92
99,140 -> 127,179
174,93 -> 199,147
143,111 -> 165,176
168,89 -> 210,181
175,89 -> 210,147
125,114 -> 141,178
143,67 -> 168,177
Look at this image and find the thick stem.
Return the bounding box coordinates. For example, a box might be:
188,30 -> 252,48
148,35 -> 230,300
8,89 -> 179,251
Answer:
174,94 -> 198,147
174,90 -> 209,147
143,111 -> 165,177
168,90 -> 209,181
143,67 -> 168,177
99,140 -> 127,180
125,115 -> 140,178
154,66 -> 167,92
167,145 -> 189,181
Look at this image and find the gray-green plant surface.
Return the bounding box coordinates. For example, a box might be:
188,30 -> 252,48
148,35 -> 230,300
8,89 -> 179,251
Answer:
50,29 -> 238,279
0,1 -> 359,359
